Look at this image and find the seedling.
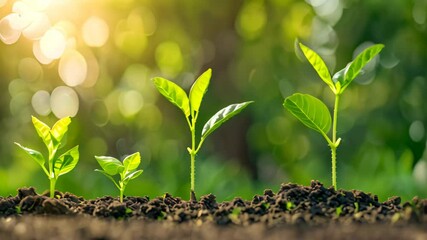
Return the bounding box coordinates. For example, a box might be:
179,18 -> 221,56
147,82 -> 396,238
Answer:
152,69 -> 253,201
15,116 -> 79,198
95,152 -> 143,202
283,42 -> 384,190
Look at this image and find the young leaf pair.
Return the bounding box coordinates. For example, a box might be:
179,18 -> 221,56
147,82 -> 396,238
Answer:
95,152 -> 143,203
15,116 -> 79,198
152,69 -> 253,201
284,42 -> 384,190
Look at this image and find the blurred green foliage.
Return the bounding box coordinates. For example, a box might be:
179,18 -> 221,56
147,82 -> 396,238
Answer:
1,0 -> 427,202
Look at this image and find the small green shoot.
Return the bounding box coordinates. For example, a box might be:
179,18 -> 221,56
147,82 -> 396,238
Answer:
336,205 -> 343,217
286,201 -> 295,210
15,116 -> 79,198
284,42 -> 384,190
152,69 -> 253,201
95,152 -> 143,202
15,206 -> 21,214
229,207 -> 242,224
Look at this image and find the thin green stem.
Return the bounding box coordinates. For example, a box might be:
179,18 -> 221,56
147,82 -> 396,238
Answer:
331,146 -> 337,190
196,137 -> 206,153
331,94 -> 340,190
190,124 -> 196,197
119,185 -> 124,203
50,177 -> 56,198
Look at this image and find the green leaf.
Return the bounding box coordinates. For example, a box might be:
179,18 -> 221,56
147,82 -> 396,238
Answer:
299,43 -> 335,92
123,152 -> 141,173
283,93 -> 331,135
54,145 -> 79,176
50,117 -> 71,143
201,101 -> 253,140
31,116 -> 52,148
152,77 -> 190,117
95,156 -> 124,176
123,169 -> 143,183
15,142 -> 48,176
189,68 -> 211,114
336,44 -> 384,93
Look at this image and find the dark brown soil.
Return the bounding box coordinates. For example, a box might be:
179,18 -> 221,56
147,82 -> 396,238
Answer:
0,180 -> 426,239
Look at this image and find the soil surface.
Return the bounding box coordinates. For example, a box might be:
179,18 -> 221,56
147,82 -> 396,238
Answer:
0,180 -> 426,239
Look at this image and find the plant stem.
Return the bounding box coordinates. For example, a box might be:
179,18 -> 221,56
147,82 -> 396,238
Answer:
331,145 -> 337,190
331,94 -> 340,190
50,178 -> 56,198
119,186 -> 124,203
190,125 -> 196,201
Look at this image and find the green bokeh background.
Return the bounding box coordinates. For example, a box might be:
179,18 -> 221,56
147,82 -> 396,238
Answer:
1,0 -> 427,202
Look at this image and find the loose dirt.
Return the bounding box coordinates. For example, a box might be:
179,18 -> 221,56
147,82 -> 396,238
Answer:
0,180 -> 426,239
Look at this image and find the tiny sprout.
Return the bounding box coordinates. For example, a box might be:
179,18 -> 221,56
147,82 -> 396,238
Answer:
95,152 -> 143,202
15,116 -> 79,198
286,201 -> 295,210
152,69 -> 253,201
284,42 -> 384,190
336,205 -> 343,217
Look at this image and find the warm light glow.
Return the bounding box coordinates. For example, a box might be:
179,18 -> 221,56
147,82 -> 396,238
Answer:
22,12 -> 51,40
80,50 -> 100,88
82,16 -> 109,47
33,40 -> 53,64
40,27 -> 67,59
50,86 -> 79,118
58,49 -> 87,86
8,12 -> 32,31
0,15 -> 21,44
0,0 -> 7,8
22,0 -> 52,12
31,90 -> 51,116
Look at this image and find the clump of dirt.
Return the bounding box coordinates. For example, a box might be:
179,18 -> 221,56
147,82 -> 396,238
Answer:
0,180 -> 426,226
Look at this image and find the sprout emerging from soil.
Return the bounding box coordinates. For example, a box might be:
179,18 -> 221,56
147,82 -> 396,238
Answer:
283,42 -> 384,190
15,116 -> 79,198
152,69 -> 253,201
95,152 -> 143,203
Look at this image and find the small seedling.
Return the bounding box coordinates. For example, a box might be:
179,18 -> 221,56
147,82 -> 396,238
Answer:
152,69 -> 253,201
284,42 -> 384,190
286,201 -> 295,210
336,205 -> 343,216
15,116 -> 79,198
95,152 -> 143,202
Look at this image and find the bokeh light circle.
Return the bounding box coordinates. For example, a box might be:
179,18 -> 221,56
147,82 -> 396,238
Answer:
50,86 -> 79,118
409,121 -> 425,142
18,58 -> 43,82
40,28 -> 67,59
22,13 -> 51,40
155,41 -> 183,77
0,15 -> 21,45
82,16 -> 109,47
8,12 -> 32,31
31,90 -> 51,116
118,90 -> 143,117
33,40 -> 53,64
58,50 -> 87,87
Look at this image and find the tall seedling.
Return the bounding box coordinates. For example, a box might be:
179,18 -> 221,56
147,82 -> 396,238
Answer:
15,116 -> 79,198
153,69 -> 253,201
283,43 -> 384,190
